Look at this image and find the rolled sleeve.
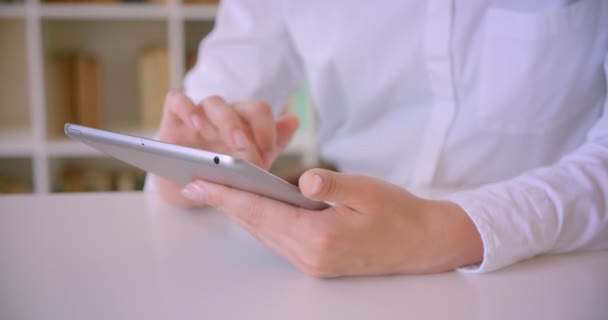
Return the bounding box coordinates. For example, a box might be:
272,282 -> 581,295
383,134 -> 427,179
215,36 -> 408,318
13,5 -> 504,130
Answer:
446,184 -> 557,273
437,51 -> 608,274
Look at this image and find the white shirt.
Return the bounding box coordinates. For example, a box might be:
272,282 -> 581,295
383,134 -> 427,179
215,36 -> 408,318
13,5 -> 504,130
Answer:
183,0 -> 608,273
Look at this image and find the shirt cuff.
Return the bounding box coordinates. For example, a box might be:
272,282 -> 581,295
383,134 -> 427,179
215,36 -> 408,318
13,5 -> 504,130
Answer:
442,185 -> 549,274
444,192 -> 495,273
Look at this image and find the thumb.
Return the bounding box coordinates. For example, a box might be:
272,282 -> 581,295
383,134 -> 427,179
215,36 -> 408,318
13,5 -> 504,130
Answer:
299,169 -> 379,211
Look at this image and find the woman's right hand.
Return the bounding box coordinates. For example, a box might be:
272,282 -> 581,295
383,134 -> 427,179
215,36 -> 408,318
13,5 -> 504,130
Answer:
154,90 -> 300,207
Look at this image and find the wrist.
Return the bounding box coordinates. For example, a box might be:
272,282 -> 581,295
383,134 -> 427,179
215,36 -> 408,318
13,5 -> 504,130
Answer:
422,199 -> 484,271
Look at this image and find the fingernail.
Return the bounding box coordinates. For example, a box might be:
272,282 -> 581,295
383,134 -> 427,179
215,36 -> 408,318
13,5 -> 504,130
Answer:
232,130 -> 249,150
311,174 -> 323,195
168,90 -> 180,101
181,182 -> 206,201
191,115 -> 202,129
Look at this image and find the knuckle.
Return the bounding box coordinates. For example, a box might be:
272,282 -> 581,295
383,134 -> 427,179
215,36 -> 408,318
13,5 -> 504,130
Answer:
211,105 -> 242,127
310,228 -> 336,252
202,95 -> 225,107
295,228 -> 340,278
299,252 -> 334,279
249,101 -> 272,116
240,198 -> 266,229
166,90 -> 186,108
321,174 -> 338,198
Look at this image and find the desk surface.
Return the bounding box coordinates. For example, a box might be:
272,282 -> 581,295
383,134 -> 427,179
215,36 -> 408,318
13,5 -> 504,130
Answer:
1,192 -> 607,320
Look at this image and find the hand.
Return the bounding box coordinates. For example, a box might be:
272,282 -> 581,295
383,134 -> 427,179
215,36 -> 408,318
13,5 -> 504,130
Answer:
180,168 -> 484,277
155,90 -> 299,206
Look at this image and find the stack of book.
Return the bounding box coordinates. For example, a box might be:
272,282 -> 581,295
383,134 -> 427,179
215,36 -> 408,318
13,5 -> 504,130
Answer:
137,46 -> 169,129
46,54 -> 103,138
42,0 -> 120,3
0,176 -> 31,194
56,165 -> 145,192
38,0 -> 219,4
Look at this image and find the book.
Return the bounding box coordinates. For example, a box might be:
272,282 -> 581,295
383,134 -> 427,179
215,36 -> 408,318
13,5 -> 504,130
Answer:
42,0 -> 120,3
46,54 -> 103,137
74,55 -> 103,129
56,165 -> 144,192
0,176 -> 31,194
58,166 -> 86,192
137,46 -> 169,130
46,56 -> 76,138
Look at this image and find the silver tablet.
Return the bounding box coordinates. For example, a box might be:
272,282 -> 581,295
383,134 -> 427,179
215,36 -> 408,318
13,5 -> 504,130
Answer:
64,123 -> 328,210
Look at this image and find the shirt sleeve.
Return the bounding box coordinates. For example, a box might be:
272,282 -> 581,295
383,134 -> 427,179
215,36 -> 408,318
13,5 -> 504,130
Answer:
183,0 -> 303,115
446,52 -> 608,273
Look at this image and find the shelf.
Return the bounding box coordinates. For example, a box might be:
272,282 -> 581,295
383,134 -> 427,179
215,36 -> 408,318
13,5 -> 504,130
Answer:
42,19 -> 168,135
0,18 -> 29,130
38,3 -> 218,20
0,4 -> 25,18
0,1 -> 316,194
39,3 -> 169,20
0,157 -> 33,194
181,4 -> 217,20
0,127 -> 34,157
49,156 -> 145,192
0,3 -> 219,20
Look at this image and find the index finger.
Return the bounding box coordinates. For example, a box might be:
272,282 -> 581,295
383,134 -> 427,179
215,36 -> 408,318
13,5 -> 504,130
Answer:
161,89 -> 196,128
234,101 -> 276,153
202,96 -> 265,166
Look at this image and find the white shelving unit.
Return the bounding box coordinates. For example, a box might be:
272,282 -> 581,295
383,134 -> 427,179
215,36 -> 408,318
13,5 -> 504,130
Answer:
0,0 -> 316,194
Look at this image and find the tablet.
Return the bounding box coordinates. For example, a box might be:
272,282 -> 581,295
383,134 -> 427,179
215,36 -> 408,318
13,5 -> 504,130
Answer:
64,123 -> 328,210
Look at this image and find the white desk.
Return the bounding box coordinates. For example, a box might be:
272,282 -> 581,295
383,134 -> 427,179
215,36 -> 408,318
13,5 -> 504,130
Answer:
0,193 -> 607,320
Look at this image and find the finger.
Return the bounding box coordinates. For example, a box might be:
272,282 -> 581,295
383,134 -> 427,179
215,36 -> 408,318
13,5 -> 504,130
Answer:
160,90 -> 221,144
161,89 -> 198,128
275,114 -> 300,150
234,101 -> 276,153
192,103 -> 219,141
201,96 -> 264,165
180,179 -> 312,235
299,169 -> 385,212
181,180 -> 320,275
202,96 -> 251,150
257,114 -> 299,167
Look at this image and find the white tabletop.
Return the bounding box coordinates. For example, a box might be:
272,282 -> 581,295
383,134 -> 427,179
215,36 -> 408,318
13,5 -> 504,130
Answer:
0,192 -> 607,320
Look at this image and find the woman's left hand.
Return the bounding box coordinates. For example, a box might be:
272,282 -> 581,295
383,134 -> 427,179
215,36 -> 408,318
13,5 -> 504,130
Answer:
181,169 -> 483,278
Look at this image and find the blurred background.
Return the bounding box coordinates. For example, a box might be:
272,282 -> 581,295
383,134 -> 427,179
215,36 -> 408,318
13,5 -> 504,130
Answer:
0,0 -> 316,194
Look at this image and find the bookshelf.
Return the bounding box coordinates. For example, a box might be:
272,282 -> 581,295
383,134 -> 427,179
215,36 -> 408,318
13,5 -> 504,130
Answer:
0,0 -> 317,194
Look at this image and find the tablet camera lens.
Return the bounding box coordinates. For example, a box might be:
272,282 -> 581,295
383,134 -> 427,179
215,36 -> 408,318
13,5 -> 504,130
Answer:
213,156 -> 220,165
